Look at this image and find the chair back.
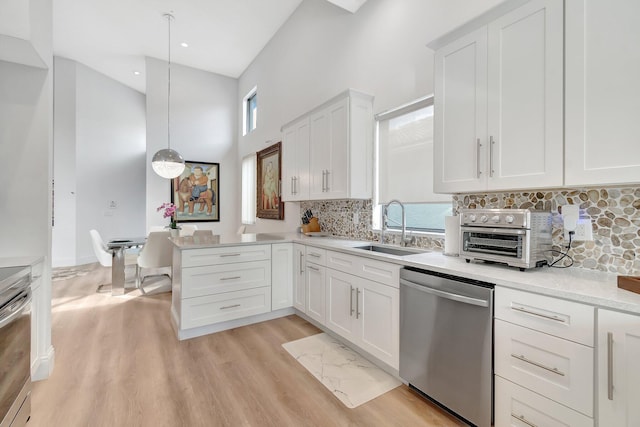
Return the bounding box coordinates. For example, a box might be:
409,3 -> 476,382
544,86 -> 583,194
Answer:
180,224 -> 198,237
138,231 -> 173,269
90,229 -> 112,267
193,229 -> 213,238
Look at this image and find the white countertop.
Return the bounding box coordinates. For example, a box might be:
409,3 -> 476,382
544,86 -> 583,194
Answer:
0,256 -> 45,269
173,232 -> 640,315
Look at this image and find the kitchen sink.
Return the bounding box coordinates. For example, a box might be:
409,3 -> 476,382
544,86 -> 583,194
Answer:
353,244 -> 428,257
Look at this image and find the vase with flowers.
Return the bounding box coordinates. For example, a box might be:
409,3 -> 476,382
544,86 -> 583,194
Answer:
157,202 -> 180,237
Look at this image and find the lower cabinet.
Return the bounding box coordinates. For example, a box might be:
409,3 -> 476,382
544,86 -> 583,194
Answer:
293,244 -> 306,312
597,309 -> 640,426
305,261 -> 326,325
271,243 -> 293,310
325,251 -> 399,369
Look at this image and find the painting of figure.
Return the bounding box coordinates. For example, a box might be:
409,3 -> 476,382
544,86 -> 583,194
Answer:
257,142 -> 284,220
171,161 -> 220,222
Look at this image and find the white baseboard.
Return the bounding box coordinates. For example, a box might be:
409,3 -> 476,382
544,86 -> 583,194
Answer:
31,345 -> 55,381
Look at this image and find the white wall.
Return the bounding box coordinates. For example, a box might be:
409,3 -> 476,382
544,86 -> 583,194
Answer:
146,57 -> 239,236
238,0 -> 504,232
52,58 -> 147,266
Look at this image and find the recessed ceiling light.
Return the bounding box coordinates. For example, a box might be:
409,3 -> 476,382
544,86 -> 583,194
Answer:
180,42 -> 189,48
133,71 -> 141,76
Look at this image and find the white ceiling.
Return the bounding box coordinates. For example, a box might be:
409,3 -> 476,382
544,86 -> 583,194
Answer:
52,0 -> 305,93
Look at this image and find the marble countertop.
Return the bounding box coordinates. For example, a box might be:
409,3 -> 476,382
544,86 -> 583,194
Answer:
173,232 -> 640,315
0,256 -> 45,269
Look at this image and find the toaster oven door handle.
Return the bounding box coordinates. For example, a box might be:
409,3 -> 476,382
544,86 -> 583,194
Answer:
461,226 -> 527,235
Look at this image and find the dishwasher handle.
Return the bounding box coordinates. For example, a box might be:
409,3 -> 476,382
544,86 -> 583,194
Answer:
400,278 -> 490,307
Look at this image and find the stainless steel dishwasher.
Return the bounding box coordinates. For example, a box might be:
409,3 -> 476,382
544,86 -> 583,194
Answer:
399,267 -> 494,427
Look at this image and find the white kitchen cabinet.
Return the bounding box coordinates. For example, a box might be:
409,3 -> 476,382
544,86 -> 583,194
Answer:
281,117 -> 310,201
597,309 -> 640,426
433,0 -> 563,193
271,243 -> 293,311
305,248 -> 326,325
565,0 -> 640,186
324,250 -> 399,369
300,90 -> 373,201
292,244 -> 306,312
494,287 -> 595,423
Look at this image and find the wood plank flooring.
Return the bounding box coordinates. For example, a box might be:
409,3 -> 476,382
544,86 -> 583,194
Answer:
31,264 -> 465,427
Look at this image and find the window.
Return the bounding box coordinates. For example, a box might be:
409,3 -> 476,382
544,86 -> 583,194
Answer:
243,86 -> 257,135
241,153 -> 256,225
374,96 -> 452,232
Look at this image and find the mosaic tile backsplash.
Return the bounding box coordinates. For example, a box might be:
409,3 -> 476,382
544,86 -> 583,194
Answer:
301,186 -> 640,275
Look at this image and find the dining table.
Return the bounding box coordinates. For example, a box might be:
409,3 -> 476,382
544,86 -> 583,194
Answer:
106,237 -> 146,296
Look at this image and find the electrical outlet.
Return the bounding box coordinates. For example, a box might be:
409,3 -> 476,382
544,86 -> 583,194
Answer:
565,218 -> 594,241
353,212 -> 359,224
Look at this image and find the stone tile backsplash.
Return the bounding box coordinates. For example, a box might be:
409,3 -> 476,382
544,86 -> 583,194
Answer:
301,186 -> 640,275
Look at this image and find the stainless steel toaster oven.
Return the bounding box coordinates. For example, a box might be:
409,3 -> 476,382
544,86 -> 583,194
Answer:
459,209 -> 552,270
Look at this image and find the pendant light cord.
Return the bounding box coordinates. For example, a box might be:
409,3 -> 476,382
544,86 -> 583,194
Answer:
166,13 -> 173,151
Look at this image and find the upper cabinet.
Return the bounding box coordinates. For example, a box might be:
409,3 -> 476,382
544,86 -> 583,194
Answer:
432,0 -> 563,193
565,0 -> 640,186
281,90 -> 374,201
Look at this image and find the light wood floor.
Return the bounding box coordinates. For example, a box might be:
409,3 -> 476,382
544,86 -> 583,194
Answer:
31,264 -> 465,427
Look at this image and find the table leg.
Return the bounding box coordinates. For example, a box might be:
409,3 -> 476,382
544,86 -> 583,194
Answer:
111,248 -> 125,296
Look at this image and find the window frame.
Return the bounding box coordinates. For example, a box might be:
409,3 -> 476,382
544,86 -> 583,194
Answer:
243,86 -> 258,136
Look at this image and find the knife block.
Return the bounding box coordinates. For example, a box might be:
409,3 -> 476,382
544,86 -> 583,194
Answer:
618,276 -> 640,295
301,217 -> 320,233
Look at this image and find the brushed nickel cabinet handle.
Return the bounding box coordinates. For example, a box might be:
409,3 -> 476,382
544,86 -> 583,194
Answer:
307,265 -> 320,272
220,253 -> 241,258
220,304 -> 241,310
489,135 -> 495,177
511,353 -> 565,376
291,177 -> 295,195
325,170 -> 330,191
220,276 -> 241,281
608,331 -> 614,400
356,288 -> 361,319
299,252 -> 304,274
350,286 -> 355,316
476,138 -> 482,178
511,413 -> 537,427
511,305 -> 566,323
308,253 -> 321,258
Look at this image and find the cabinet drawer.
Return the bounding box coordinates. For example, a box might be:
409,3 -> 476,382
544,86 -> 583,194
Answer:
305,247 -> 326,265
181,245 -> 271,268
495,376 -> 593,427
326,250 -> 399,287
182,260 -> 271,298
496,287 -> 594,346
495,320 -> 594,416
181,287 -> 271,329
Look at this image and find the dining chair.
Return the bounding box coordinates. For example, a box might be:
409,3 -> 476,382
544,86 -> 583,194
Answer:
136,231 -> 173,294
193,229 -> 213,238
179,224 -> 198,237
89,229 -> 137,292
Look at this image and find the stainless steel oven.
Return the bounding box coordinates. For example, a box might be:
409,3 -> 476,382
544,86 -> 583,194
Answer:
0,266 -> 32,427
459,209 -> 552,270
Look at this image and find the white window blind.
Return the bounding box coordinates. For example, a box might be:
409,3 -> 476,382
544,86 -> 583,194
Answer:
241,153 -> 256,225
376,96 -> 450,204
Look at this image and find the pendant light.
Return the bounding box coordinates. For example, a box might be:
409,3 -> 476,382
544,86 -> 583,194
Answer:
152,13 -> 185,179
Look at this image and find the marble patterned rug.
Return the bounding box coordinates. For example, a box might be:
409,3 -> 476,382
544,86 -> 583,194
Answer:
282,333 -> 401,408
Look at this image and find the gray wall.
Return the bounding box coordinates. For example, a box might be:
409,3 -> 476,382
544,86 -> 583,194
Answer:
237,0 -> 503,232
146,57 -> 239,236
52,58 -> 146,266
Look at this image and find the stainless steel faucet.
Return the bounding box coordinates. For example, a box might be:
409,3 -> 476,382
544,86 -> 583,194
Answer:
380,199 -> 410,247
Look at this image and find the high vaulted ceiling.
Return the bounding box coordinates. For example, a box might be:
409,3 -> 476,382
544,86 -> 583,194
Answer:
52,0 -> 305,93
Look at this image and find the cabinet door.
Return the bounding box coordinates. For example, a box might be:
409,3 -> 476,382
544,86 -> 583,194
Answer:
282,118 -> 310,201
487,0 -> 563,190
305,263 -> 325,325
325,97 -> 349,199
293,244 -> 306,312
309,108 -> 330,199
598,309 -> 640,426
325,269 -> 357,342
565,0 -> 640,186
358,278 -> 399,369
271,243 -> 293,310
434,27 -> 488,193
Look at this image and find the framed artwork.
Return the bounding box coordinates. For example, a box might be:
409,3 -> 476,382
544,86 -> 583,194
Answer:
171,161 -> 220,223
256,142 -> 284,220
